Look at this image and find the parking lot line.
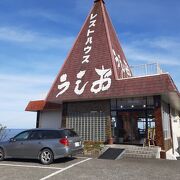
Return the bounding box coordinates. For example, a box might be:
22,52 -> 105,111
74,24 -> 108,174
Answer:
0,163 -> 63,170
40,158 -> 92,180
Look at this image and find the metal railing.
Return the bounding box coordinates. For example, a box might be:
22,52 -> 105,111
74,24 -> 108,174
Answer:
130,63 -> 163,77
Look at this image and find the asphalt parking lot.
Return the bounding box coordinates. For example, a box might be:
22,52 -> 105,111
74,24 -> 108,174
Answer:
0,157 -> 180,180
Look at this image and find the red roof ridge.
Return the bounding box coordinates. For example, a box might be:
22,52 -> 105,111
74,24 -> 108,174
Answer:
101,1 -> 119,80
94,0 -> 105,3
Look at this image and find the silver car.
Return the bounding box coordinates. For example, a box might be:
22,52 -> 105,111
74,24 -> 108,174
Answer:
0,128 -> 83,165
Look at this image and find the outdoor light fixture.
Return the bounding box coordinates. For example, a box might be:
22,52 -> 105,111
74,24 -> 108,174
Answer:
131,105 -> 134,108
143,105 -> 146,108
120,105 -> 123,109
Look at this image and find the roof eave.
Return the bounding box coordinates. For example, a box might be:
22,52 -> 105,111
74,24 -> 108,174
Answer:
25,100 -> 61,112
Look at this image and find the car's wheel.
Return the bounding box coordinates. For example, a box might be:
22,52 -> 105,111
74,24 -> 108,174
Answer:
0,148 -> 4,161
40,149 -> 54,165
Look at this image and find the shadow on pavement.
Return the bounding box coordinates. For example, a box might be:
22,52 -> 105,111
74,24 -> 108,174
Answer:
4,157 -> 77,165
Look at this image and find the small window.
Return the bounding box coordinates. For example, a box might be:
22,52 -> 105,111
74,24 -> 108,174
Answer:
111,99 -> 117,110
14,131 -> 31,141
41,130 -> 60,139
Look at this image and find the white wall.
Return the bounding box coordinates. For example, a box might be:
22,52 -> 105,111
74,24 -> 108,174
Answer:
166,148 -> 177,160
161,104 -> 180,158
39,110 -> 62,129
171,109 -> 180,156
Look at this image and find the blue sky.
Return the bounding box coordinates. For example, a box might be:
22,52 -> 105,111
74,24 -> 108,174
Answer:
0,0 -> 179,128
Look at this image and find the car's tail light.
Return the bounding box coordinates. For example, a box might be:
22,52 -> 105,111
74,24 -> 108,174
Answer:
59,138 -> 69,146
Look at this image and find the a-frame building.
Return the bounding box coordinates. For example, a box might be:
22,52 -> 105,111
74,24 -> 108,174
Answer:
26,0 -> 180,159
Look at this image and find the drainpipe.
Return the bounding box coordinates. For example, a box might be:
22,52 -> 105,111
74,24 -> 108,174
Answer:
145,97 -> 148,145
36,111 -> 40,128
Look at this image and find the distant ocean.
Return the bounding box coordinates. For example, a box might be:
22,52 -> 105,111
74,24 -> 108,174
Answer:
0,129 -> 26,142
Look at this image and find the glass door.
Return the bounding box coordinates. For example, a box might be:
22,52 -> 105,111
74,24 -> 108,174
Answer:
115,110 -> 155,145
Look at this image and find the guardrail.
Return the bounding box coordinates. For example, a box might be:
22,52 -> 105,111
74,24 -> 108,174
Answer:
130,63 -> 163,77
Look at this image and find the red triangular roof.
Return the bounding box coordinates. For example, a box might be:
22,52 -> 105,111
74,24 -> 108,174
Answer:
46,0 -> 132,103
25,0 -> 180,111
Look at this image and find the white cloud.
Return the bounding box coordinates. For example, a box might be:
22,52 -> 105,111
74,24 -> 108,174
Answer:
0,111 -> 36,129
0,73 -> 54,128
0,73 -> 53,102
122,35 -> 180,66
0,26 -> 74,50
0,73 -> 53,85
0,52 -> 64,77
23,10 -> 61,23
124,45 -> 180,66
0,27 -> 35,43
108,0 -> 180,26
149,38 -> 180,50
19,8 -> 81,26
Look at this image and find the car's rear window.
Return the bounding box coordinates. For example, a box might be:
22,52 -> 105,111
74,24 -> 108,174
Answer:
41,131 -> 60,139
63,129 -> 78,137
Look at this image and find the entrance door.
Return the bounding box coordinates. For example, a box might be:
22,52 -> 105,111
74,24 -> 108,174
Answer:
116,111 -> 139,144
115,110 -> 155,145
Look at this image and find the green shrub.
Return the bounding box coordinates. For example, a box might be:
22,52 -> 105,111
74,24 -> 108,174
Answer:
83,141 -> 105,155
